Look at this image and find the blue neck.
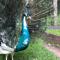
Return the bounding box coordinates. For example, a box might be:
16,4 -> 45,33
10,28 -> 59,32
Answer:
15,14 -> 30,52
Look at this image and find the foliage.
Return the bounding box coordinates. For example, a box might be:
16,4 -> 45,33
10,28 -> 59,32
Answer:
47,14 -> 60,26
47,16 -> 54,26
58,14 -> 60,26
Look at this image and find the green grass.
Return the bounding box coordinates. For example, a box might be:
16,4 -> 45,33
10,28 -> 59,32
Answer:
0,37 -> 60,60
46,29 -> 60,36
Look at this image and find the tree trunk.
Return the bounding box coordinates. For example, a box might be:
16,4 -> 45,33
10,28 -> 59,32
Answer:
53,0 -> 58,25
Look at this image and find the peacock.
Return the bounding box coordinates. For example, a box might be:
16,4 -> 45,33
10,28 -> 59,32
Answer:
0,0 -> 31,60
0,0 -> 53,60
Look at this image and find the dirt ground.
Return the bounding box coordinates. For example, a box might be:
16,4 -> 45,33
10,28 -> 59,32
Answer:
44,44 -> 60,57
